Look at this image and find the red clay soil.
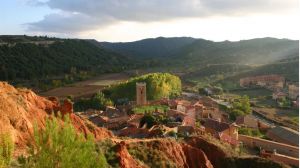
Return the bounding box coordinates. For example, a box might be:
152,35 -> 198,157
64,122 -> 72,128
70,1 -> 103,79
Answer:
124,139 -> 214,168
186,137 -> 227,168
182,144 -> 214,168
116,141 -> 146,168
0,82 -> 113,156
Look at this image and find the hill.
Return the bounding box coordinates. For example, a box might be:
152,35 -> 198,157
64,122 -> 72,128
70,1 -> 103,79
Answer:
99,37 -> 298,66
99,37 -> 196,59
0,35 -> 137,82
174,38 -> 298,67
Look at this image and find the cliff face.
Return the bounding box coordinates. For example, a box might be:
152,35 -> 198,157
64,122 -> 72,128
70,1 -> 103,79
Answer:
0,82 -> 113,155
185,137 -> 228,168
125,139 -> 214,168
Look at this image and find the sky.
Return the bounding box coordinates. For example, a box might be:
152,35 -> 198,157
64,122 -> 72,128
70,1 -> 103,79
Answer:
0,0 -> 299,42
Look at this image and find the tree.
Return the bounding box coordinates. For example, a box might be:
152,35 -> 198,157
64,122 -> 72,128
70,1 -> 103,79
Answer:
140,114 -> 157,129
230,95 -> 251,120
108,73 -> 182,101
74,92 -> 113,111
21,115 -> 108,168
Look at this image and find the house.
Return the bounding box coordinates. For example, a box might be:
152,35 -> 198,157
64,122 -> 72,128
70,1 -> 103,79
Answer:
266,126 -> 299,146
272,91 -> 288,100
176,100 -> 192,112
288,84 -> 299,100
177,126 -> 195,136
103,106 -> 125,118
240,75 -> 285,90
89,115 -> 109,127
127,114 -> 144,128
236,115 -> 258,128
167,109 -> 186,122
203,118 -> 239,145
183,108 -> 196,127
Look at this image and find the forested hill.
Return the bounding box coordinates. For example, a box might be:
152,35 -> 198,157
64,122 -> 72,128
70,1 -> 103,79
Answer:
174,38 -> 298,66
0,35 -> 137,81
99,37 -> 196,59
99,37 -> 298,66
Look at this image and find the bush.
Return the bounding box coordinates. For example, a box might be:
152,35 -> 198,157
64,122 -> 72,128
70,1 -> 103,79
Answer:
20,115 -> 108,168
238,128 -> 263,137
96,139 -> 119,168
74,92 -> 113,111
0,133 -> 14,168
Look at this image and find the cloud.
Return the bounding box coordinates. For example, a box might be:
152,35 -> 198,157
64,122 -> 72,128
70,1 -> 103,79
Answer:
26,0 -> 298,33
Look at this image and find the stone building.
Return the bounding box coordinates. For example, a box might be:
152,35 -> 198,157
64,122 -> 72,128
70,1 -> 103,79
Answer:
272,91 -> 288,100
288,84 -> 299,100
136,82 -> 147,105
240,75 -> 285,90
235,115 -> 258,128
203,118 -> 239,145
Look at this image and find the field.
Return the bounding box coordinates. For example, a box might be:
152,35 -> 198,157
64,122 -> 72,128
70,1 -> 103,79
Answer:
41,73 -> 130,99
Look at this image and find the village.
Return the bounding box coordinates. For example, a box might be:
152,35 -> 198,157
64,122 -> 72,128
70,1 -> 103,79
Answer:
72,74 -> 299,167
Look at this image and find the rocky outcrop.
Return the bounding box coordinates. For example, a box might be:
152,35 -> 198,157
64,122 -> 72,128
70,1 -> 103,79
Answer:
185,137 -> 227,168
116,141 -> 145,168
182,144 -> 214,168
0,82 -> 113,156
125,138 -> 213,168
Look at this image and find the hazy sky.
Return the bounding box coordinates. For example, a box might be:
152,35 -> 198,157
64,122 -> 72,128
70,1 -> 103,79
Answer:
0,0 -> 299,42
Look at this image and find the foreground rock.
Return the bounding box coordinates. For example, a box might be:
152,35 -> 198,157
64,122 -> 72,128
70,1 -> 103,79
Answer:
0,82 -> 113,156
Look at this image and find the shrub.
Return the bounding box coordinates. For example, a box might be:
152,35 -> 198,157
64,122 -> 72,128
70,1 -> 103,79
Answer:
74,92 -> 113,111
20,115 -> 108,168
96,139 -> 119,168
238,128 -> 263,137
0,133 -> 14,168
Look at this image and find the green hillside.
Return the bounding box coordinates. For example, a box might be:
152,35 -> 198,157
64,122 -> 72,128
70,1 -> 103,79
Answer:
100,37 -> 196,59
172,38 -> 298,68
0,36 -> 137,81
106,73 -> 181,101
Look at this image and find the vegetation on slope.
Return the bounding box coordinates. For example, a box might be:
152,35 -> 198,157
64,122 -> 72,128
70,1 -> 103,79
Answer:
173,38 -> 298,66
105,73 -> 182,101
0,35 -> 136,83
127,141 -> 177,168
100,37 -> 196,59
20,115 -> 108,168
74,92 -> 113,111
229,95 -> 251,121
0,133 -> 14,168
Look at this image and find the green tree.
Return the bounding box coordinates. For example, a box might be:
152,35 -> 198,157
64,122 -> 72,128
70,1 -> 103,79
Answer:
230,95 -> 251,120
108,73 -> 182,101
74,92 -> 113,111
140,114 -> 157,129
21,115 -> 108,168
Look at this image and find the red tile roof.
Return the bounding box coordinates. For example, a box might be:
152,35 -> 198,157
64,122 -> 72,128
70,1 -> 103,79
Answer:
203,118 -> 231,132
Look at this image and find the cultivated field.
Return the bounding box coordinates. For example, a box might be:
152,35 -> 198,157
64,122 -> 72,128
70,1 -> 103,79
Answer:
41,73 -> 130,99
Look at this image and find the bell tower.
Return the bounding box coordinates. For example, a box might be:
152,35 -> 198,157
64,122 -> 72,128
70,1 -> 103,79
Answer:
136,82 -> 147,105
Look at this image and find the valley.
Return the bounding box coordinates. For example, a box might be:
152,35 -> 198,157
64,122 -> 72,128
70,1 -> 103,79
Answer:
0,35 -> 298,168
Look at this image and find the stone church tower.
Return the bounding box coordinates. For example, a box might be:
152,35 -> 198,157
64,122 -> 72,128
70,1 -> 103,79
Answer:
136,82 -> 147,105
